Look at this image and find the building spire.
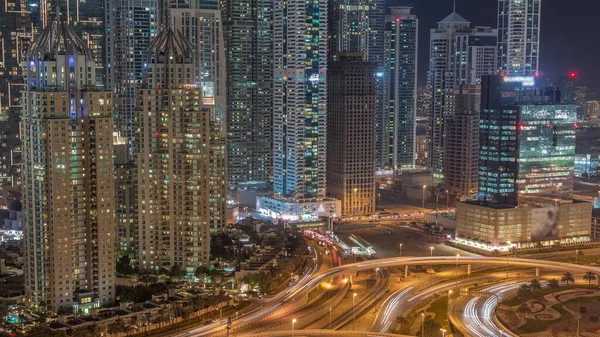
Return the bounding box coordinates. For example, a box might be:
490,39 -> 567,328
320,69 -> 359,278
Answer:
453,0 -> 456,12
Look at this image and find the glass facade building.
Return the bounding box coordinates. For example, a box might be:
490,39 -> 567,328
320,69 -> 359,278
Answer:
478,75 -> 576,207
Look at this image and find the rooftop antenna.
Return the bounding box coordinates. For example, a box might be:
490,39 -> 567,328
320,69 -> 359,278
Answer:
453,0 -> 456,12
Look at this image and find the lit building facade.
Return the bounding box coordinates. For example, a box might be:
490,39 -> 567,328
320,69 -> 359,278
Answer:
221,0 -> 273,188
328,0 -> 387,170
382,6 -> 418,169
170,6 -> 226,131
586,100 -> 600,120
456,200 -> 591,249
272,0 -> 327,199
114,133 -> 137,259
261,0 -> 335,221
497,0 -> 542,76
456,74 -> 590,250
105,0 -> 158,152
23,17 -> 115,313
478,75 -> 576,207
443,85 -> 480,196
137,11 -> 226,272
428,11 -> 495,172
327,53 -> 376,216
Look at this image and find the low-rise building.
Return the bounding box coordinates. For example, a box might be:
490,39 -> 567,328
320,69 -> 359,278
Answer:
456,200 -> 592,251
256,196 -> 340,222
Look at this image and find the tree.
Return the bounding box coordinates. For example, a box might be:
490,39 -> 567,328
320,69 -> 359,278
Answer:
116,255 -> 136,275
395,315 -> 408,332
169,263 -> 186,279
583,271 -> 597,285
420,317 -> 442,336
517,284 -> 532,304
548,279 -> 560,293
517,302 -> 530,317
505,308 -> 519,326
562,272 -> 575,285
530,279 -> 542,291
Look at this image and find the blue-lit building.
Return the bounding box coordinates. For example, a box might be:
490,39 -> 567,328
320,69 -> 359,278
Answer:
478,74 -> 576,207
575,154 -> 600,178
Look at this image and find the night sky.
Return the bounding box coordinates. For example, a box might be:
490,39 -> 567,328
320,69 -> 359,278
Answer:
387,0 -> 600,98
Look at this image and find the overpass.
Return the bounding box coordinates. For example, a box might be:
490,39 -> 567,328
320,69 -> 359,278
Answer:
238,329 -> 412,337
175,256 -> 600,336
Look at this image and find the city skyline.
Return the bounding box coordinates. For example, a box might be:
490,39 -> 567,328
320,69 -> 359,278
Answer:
388,0 -> 600,97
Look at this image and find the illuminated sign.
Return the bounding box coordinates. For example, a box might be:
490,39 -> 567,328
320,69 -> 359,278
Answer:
309,74 -> 320,83
503,76 -> 535,86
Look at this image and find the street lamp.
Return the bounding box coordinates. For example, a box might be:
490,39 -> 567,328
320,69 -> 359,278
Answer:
352,292 -> 357,331
455,254 -> 460,288
446,190 -> 449,209
399,243 -> 403,257
421,312 -> 425,337
292,318 -> 297,337
422,185 -> 427,209
375,267 -> 380,281
441,328 -> 446,337
429,246 -> 434,286
329,307 -> 332,329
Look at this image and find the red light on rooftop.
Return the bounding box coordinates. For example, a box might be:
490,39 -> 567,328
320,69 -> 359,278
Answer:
574,123 -> 579,128
569,71 -> 578,79
499,73 -> 506,77
534,72 -> 541,78
396,18 -> 401,23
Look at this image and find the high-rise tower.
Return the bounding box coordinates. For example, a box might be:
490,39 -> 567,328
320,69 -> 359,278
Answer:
383,6 -> 418,169
272,0 -> 328,199
497,0 -> 542,76
222,0 -> 273,188
327,53 -> 377,216
428,9 -> 496,172
257,0 -> 341,221
137,3 -> 226,272
105,0 -> 158,153
23,12 -> 115,313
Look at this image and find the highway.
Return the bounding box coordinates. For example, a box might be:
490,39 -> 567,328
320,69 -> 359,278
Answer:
173,256 -> 600,336
449,281 -> 529,337
371,270 -> 536,333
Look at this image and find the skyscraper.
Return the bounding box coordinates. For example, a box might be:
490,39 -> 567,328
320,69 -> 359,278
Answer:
257,0 -> 341,221
328,0 -> 387,170
170,3 -> 227,132
222,0 -> 273,188
105,0 -> 158,153
443,85 -> 480,196
137,6 -> 226,272
455,74 -> 590,249
23,13 -> 115,313
428,11 -> 471,172
383,6 -> 418,169
114,133 -> 136,259
478,75 -> 575,207
272,0 -> 328,199
428,9 -> 496,172
328,0 -> 384,60
497,0 -> 542,76
327,53 -> 377,216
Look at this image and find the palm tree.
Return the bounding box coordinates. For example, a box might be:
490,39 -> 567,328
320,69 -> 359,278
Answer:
396,315 -> 408,332
530,279 -> 542,291
583,271 -> 597,285
517,284 -> 532,304
548,279 -> 560,293
517,302 -> 530,317
505,308 -> 519,326
562,272 -> 575,285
